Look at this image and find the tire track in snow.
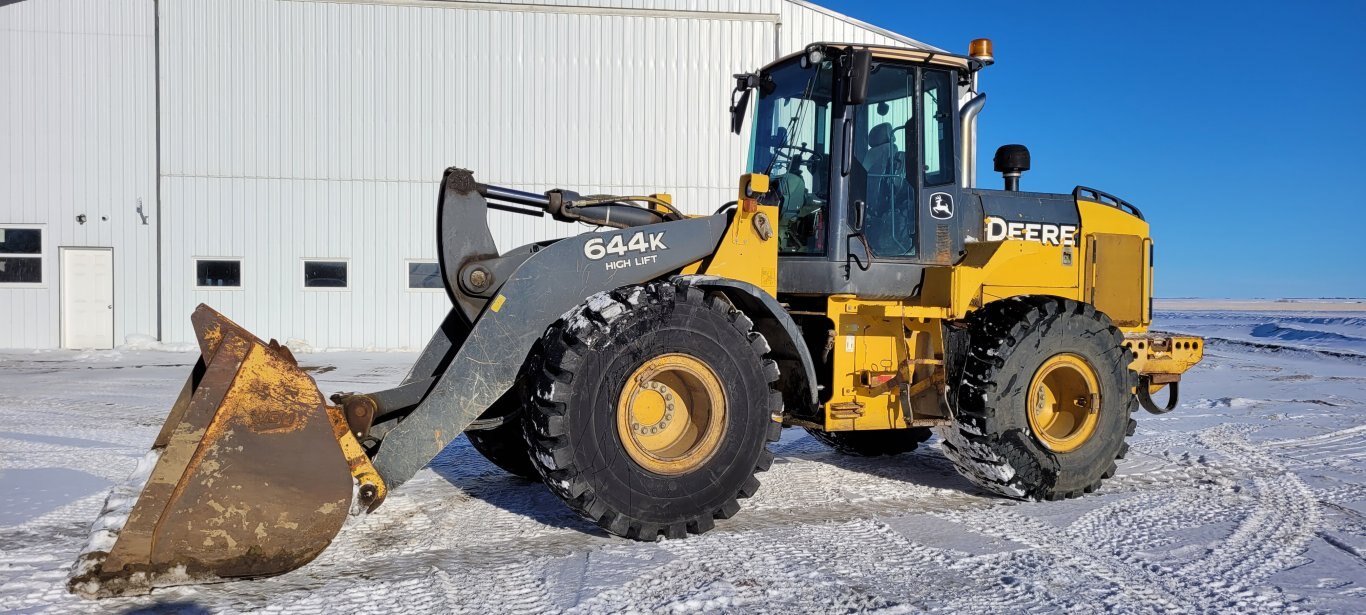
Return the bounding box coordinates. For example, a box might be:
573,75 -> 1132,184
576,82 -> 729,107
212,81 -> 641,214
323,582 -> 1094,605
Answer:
933,506 -> 1204,613
1262,424 -> 1366,467
1069,487 -> 1237,555
1263,424 -> 1366,448
439,562 -> 556,615
727,441 -> 1240,534
562,518 -> 1059,613
0,439 -> 1258,614
1176,427 -> 1322,593
566,520 -> 906,613
933,426 -> 1326,613
1067,487 -> 1310,612
1313,483 -> 1366,508
0,415 -> 1342,614
936,551 -> 1081,613
753,519 -> 963,608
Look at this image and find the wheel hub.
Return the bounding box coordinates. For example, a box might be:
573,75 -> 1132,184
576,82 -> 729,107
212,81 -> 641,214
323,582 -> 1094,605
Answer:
616,353 -> 727,475
1026,353 -> 1101,453
628,382 -> 678,436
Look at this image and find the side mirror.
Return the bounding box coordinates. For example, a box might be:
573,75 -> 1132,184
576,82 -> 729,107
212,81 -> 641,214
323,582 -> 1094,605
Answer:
847,49 -> 872,105
730,73 -> 756,135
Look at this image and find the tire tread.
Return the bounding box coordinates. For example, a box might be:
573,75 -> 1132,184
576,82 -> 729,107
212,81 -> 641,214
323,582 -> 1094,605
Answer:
524,280 -> 782,540
936,296 -> 1138,501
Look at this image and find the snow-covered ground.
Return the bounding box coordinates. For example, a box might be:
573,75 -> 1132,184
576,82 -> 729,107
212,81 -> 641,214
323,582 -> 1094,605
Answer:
2,304 -> 1365,613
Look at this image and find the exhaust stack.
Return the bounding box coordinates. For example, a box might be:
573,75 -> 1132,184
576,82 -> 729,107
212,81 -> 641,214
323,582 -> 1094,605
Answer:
960,94 -> 986,189
962,38 -> 994,189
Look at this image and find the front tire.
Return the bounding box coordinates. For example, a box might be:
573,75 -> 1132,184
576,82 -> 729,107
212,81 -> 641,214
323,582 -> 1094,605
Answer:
525,282 -> 782,540
937,297 -> 1137,500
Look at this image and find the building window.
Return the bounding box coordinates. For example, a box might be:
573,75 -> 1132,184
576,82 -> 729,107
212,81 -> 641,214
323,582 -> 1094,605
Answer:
0,226 -> 43,285
303,260 -> 349,289
407,261 -> 443,290
194,259 -> 243,288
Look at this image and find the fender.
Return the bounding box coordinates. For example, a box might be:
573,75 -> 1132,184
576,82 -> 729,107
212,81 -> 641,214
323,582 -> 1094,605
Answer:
677,274 -> 820,415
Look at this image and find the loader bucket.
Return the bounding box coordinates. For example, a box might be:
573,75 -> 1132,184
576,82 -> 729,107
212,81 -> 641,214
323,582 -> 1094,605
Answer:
68,305 -> 384,598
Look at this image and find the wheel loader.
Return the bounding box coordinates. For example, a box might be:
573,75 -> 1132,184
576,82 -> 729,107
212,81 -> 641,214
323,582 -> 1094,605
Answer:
69,40 -> 1204,598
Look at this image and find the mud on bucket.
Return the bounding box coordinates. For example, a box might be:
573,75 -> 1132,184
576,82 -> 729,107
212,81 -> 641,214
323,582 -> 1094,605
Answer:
68,305 -> 384,598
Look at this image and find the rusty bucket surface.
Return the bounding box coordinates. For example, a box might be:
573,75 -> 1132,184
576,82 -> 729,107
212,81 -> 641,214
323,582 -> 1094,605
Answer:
69,306 -> 378,598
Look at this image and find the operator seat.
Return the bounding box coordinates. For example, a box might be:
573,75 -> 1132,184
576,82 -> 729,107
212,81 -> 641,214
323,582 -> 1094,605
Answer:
863,123 -> 911,256
864,123 -> 897,179
864,123 -> 900,221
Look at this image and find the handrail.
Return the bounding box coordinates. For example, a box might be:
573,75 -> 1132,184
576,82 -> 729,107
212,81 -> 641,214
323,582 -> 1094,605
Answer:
1073,186 -> 1144,220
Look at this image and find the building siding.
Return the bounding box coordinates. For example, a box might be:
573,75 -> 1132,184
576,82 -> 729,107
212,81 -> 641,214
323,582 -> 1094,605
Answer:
0,0 -> 159,349
778,1 -> 914,53
2,0 -> 922,349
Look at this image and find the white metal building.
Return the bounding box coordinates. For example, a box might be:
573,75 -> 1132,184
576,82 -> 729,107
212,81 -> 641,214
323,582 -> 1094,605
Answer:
1,0 -> 932,350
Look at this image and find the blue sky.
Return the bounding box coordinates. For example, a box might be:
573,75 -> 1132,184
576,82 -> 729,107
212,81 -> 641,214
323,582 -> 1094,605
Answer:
821,0 -> 1366,298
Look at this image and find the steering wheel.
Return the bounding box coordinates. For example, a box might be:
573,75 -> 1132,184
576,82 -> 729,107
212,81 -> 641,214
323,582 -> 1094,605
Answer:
770,144 -> 823,173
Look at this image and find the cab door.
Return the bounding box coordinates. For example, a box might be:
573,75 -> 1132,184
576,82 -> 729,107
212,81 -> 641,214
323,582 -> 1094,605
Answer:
847,64 -> 963,268
849,62 -> 918,261
915,68 -> 965,265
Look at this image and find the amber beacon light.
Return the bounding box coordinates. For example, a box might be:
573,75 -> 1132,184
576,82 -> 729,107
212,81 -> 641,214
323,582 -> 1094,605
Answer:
970,38 -> 994,65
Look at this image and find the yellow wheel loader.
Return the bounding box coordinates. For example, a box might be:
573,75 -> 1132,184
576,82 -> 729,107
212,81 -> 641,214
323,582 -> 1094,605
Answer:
69,40 -> 1204,598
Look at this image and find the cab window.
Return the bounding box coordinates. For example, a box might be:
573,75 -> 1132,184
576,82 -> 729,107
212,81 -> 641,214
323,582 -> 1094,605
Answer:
851,63 -> 917,257
922,69 -> 955,187
749,59 -> 834,255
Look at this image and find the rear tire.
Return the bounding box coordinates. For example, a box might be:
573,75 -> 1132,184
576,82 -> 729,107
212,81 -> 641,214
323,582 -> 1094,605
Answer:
805,427 -> 933,456
936,297 -> 1137,500
525,281 -> 782,541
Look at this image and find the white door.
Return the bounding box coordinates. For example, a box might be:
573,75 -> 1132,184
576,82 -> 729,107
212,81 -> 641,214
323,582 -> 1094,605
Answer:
60,248 -> 115,349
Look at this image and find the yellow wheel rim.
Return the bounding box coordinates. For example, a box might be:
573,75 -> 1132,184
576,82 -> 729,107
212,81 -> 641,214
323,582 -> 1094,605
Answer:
1026,353 -> 1101,453
616,353 -> 727,475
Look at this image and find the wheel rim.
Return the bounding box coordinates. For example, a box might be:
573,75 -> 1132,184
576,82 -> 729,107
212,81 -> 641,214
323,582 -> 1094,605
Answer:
616,353 -> 727,475
1026,353 -> 1101,453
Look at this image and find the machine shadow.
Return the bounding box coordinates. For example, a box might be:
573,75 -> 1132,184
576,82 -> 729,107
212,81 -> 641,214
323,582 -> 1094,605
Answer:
430,429 -> 992,536
772,431 -> 991,496
427,437 -> 608,538
120,601 -> 213,615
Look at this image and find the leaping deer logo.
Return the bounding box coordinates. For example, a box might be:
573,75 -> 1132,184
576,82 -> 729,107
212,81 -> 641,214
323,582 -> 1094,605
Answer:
930,192 -> 954,220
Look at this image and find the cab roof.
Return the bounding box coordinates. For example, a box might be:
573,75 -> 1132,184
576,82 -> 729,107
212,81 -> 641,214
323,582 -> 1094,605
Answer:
764,42 -> 973,73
